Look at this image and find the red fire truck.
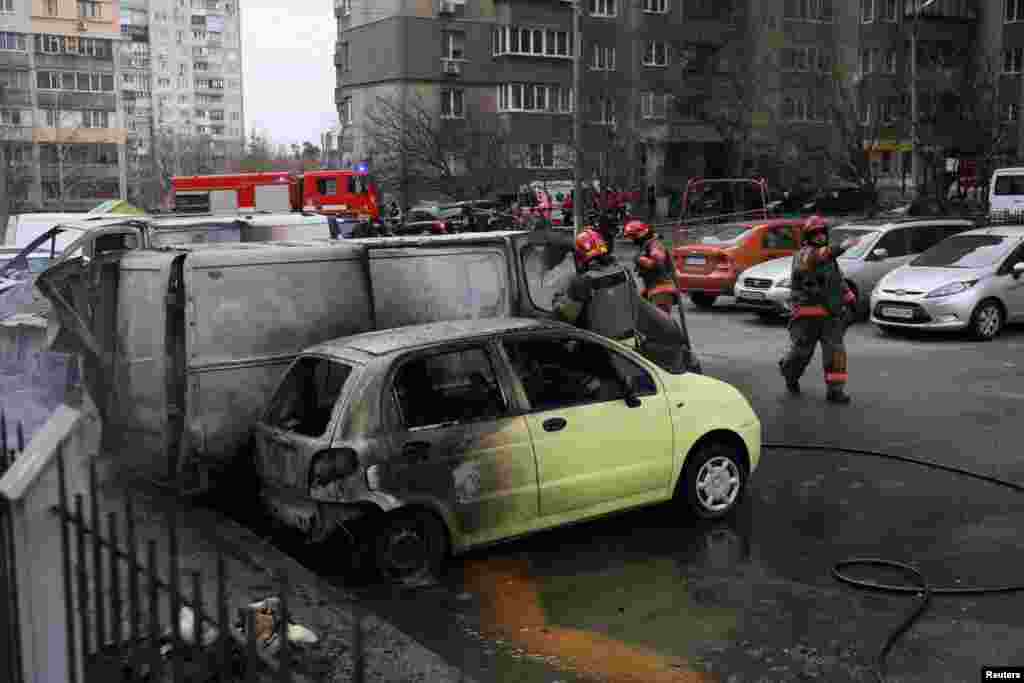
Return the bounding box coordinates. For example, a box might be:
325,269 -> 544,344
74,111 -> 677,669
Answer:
171,169 -> 380,219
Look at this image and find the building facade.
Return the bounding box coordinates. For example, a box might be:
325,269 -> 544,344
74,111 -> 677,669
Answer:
0,0 -> 243,211
338,0 -> 1024,206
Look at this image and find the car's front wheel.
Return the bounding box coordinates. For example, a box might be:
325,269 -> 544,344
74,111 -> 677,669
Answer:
374,508 -> 448,585
970,299 -> 1004,341
690,293 -> 718,309
678,439 -> 747,520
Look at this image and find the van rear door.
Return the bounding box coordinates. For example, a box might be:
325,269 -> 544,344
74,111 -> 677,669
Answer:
990,169 -> 1024,216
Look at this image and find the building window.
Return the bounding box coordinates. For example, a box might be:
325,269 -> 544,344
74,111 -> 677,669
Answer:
1004,47 -> 1023,74
591,96 -> 615,125
340,41 -> 349,71
340,0 -> 352,16
782,93 -> 827,122
590,43 -> 615,70
781,46 -> 832,73
640,92 -> 669,119
784,0 -> 833,22
342,96 -> 352,124
45,0 -> 57,14
643,0 -> 668,13
643,41 -> 669,67
1008,0 -> 1024,22
880,0 -> 897,21
0,0 -> 13,12
860,101 -> 871,125
1006,103 -> 1019,122
497,83 -> 573,113
589,0 -> 617,17
860,47 -> 875,74
0,70 -> 28,89
78,1 -> 101,18
884,48 -> 896,73
0,109 -> 23,125
523,143 -> 571,169
0,32 -> 26,51
82,110 -> 110,128
492,26 -> 571,57
441,89 -> 464,118
443,30 -> 465,60
861,0 -> 873,22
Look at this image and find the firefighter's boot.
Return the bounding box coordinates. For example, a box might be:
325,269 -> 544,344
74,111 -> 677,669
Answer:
778,359 -> 800,395
826,385 -> 851,404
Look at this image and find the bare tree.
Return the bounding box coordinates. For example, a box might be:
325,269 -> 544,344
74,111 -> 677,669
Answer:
363,94 -> 521,201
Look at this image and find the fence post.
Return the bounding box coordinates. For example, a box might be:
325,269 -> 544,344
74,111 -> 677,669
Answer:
56,446 -> 78,683
147,541 -> 162,683
216,551 -> 230,683
125,495 -> 140,648
277,571 -> 291,683
108,512 -> 122,647
89,461 -> 106,651
74,495 -> 91,661
168,508 -> 184,683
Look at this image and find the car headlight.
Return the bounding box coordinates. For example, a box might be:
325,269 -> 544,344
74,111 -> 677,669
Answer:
924,280 -> 979,299
777,278 -> 791,288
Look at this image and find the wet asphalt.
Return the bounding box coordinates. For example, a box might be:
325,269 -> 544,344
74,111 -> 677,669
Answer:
263,292 -> 1024,683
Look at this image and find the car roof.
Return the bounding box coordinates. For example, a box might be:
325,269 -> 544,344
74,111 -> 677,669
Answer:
308,318 -> 564,357
836,217 -> 976,231
959,224 -> 1024,238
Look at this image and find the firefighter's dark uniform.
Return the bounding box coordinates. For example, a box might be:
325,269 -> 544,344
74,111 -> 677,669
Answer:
633,234 -> 678,315
553,229 -> 636,340
779,232 -> 857,403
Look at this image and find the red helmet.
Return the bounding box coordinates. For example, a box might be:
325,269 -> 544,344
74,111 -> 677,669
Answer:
623,220 -> 652,242
804,215 -> 828,239
574,228 -> 609,268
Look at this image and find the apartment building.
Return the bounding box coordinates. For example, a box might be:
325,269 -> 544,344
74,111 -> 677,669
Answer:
338,0 -> 1024,204
0,0 -> 243,210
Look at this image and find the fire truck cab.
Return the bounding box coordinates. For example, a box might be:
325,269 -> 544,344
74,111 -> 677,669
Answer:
172,170 -> 379,219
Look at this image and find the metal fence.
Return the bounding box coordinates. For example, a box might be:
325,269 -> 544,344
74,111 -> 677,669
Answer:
51,450 -> 318,683
0,411 -> 25,683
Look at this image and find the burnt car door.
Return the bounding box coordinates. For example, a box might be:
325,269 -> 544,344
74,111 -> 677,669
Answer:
378,342 -> 539,546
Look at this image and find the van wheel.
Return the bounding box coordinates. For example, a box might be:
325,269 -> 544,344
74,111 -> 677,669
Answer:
677,439 -> 747,520
374,509 -> 448,586
690,293 -> 717,309
970,299 -> 1004,341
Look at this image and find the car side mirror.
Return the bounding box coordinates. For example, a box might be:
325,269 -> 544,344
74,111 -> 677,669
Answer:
1013,262 -> 1024,278
872,248 -> 888,260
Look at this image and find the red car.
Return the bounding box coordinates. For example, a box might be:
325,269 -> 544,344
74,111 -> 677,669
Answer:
673,218 -> 806,309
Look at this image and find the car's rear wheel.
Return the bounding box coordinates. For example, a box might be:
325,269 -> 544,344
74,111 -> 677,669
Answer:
970,299 -> 1004,341
690,293 -> 718,309
374,508 -> 448,585
677,439 -> 747,520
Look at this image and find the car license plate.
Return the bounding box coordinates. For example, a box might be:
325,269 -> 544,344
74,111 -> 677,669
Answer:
739,290 -> 765,300
882,306 -> 914,319
685,255 -> 706,265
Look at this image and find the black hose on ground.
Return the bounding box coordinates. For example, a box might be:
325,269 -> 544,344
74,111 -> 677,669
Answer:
761,442 -> 1024,683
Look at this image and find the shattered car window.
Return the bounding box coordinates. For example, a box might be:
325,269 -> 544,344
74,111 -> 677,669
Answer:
265,356 -> 352,438
504,337 -> 626,411
522,244 -> 576,312
394,346 -> 506,429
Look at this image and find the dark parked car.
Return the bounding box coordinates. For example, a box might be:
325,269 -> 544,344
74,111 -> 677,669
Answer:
804,185 -> 878,215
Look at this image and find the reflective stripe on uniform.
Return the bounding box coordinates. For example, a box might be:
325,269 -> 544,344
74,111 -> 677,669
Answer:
825,372 -> 848,384
792,304 -> 828,318
644,282 -> 678,297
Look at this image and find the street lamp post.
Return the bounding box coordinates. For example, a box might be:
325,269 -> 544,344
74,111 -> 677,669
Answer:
572,0 -> 584,235
910,0 -> 936,197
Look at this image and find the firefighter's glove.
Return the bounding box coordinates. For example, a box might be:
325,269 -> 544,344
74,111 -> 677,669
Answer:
843,290 -> 856,306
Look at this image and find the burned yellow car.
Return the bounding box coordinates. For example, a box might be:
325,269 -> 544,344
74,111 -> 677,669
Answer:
254,318 -> 761,582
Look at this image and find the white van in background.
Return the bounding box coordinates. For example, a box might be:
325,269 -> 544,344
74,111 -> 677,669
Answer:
988,167 -> 1024,218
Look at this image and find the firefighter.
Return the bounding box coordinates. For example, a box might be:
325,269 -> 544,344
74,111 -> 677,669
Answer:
624,219 -> 678,315
778,215 -> 860,403
552,228 -> 637,341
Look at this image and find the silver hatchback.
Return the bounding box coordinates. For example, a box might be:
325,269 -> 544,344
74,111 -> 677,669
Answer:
870,225 -> 1024,340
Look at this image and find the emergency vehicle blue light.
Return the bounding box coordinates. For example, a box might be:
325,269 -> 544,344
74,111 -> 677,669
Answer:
355,162 -> 368,173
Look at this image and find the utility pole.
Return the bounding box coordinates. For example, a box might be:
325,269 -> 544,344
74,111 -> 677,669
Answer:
572,0 -> 584,236
910,0 -> 936,198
